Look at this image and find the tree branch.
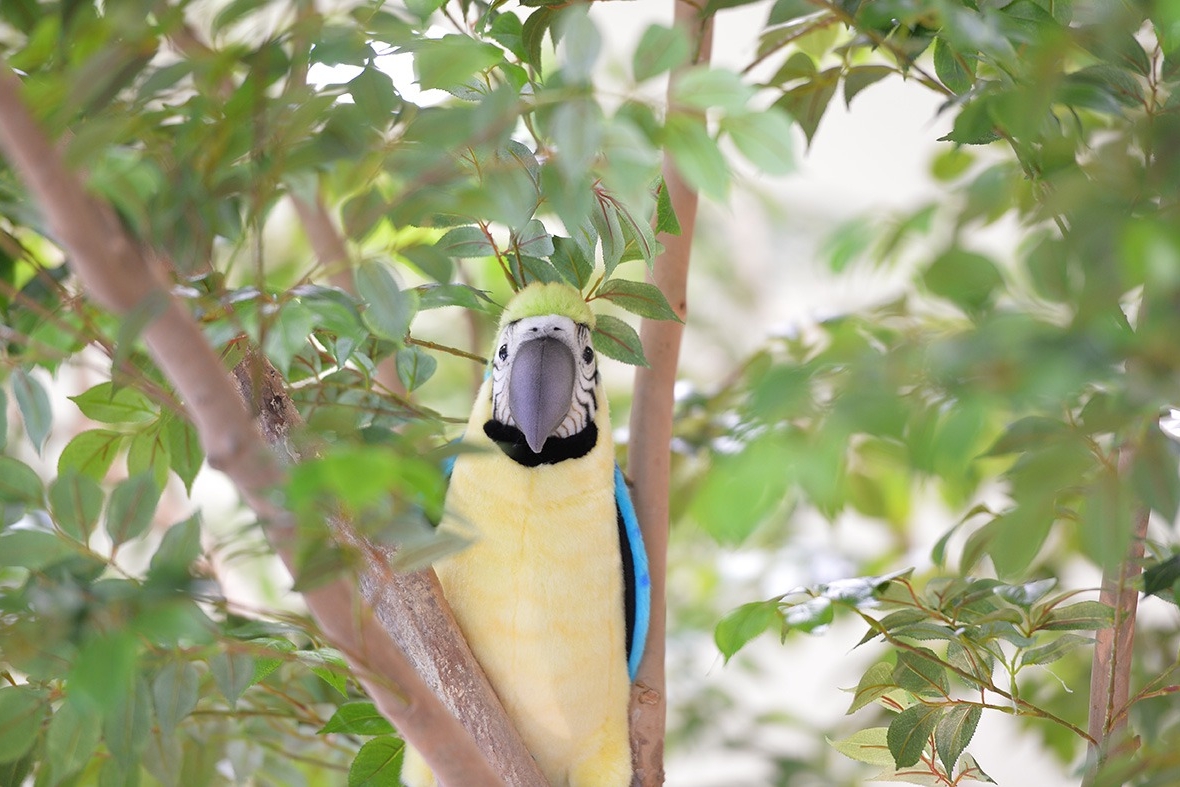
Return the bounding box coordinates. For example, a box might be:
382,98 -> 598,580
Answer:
1084,447 -> 1149,782
626,4 -> 713,785
231,352 -> 545,786
0,63 -> 530,787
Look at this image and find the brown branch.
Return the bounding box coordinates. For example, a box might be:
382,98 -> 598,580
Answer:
1084,447 -> 1149,781
626,4 -> 713,785
0,63 -> 515,787
232,352 -> 545,786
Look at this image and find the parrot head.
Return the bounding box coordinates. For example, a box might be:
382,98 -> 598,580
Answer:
487,283 -> 599,458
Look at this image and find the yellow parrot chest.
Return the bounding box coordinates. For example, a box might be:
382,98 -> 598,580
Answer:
433,394 -> 631,786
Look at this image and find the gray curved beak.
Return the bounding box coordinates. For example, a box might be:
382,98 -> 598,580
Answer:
509,336 -> 575,454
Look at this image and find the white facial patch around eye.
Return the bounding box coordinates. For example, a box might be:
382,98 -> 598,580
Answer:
491,315 -> 598,443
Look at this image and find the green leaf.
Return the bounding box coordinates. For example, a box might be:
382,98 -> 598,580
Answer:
164,416 -> 203,495
941,94 -> 1000,145
720,108 -> 795,175
264,299 -> 318,376
0,528 -> 75,570
355,260 -> 415,343
512,219 -> 554,257
395,346 -> 437,392
987,504 -> 1053,578
0,388 -> 6,451
672,67 -> 754,113
548,99 -> 603,179
768,0 -> 815,25
46,698 -> 101,781
1038,601 -> 1114,631
348,735 -> 404,786
521,7 -> 554,74
774,67 -> 839,145
931,147 -> 975,182
70,381 -> 156,424
935,705 -> 980,774
984,416 -> 1069,456
704,0 -> 767,14
994,578 -> 1056,608
0,686 -> 45,764
400,245 -> 454,283
655,177 -> 681,236
250,637 -> 296,684
127,423 -> 172,491
922,248 -> 1002,314
887,703 -> 944,768
319,701 -> 395,736
1021,633 -> 1091,666
615,204 -> 661,269
12,368 -> 52,453
663,113 -> 729,200
555,4 -> 600,84
691,435 -> 791,543
49,471 -> 104,541
591,314 -> 647,366
143,726 -> 183,787
783,596 -> 833,633
299,648 -> 351,697
633,24 -> 690,82
843,65 -> 893,105
934,37 -> 975,94
152,660 -> 200,736
550,236 -> 594,290
0,456 -> 43,506
149,514 -> 202,579
436,226 -> 496,258
413,35 -> 502,90
769,51 -> 815,86
103,676 -> 152,769
591,198 -> 626,276
715,599 -> 779,661
1131,429 -> 1180,523
349,67 -> 399,126
1144,555 -> 1180,598
595,279 -> 680,322
58,429 -> 126,481
829,727 -> 895,767
105,474 -> 161,548
892,649 -> 949,698
113,288 -> 168,374
210,652 -> 256,704
490,11 -> 526,60
846,662 -> 897,714
416,283 -> 496,312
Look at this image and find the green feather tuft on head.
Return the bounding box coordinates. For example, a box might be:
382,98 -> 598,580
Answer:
500,282 -> 594,328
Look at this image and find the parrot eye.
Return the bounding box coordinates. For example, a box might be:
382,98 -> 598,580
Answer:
582,346 -> 594,364
498,345 -> 508,361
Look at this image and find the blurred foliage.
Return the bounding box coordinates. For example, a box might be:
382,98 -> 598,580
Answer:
3,0 -> 1180,785
675,0 -> 1180,784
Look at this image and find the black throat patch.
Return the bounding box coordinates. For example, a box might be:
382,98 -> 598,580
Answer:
483,420 -> 598,466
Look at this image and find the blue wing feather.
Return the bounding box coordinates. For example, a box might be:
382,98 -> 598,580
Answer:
615,464 -> 650,682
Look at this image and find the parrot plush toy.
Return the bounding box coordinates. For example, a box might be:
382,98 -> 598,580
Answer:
401,282 -> 650,787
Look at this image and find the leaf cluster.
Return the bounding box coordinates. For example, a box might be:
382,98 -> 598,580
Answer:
717,572 -> 1112,783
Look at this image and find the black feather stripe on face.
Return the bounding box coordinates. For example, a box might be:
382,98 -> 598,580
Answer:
483,420 -> 598,466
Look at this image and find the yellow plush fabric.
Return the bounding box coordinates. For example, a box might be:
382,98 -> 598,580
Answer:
401,355 -> 631,785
